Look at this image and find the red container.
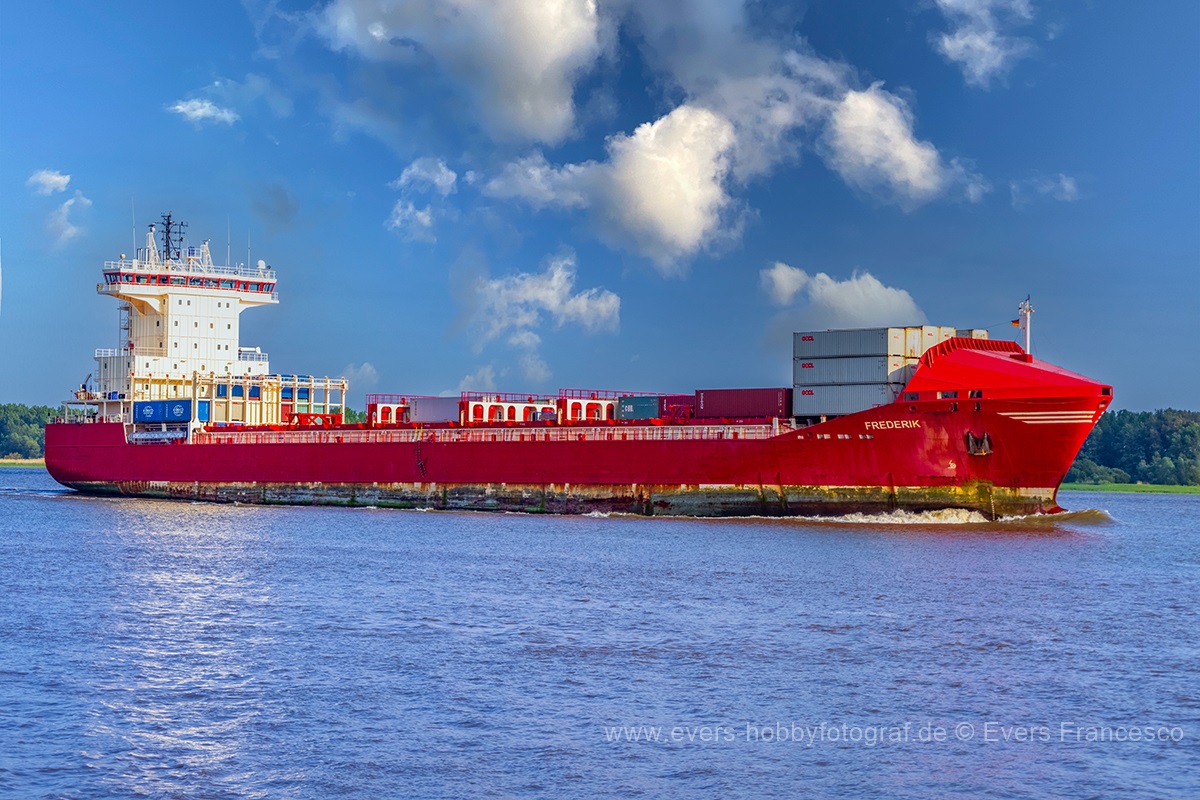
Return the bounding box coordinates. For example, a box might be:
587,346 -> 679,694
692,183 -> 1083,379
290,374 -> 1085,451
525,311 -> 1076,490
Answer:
693,388 -> 792,419
658,394 -> 695,417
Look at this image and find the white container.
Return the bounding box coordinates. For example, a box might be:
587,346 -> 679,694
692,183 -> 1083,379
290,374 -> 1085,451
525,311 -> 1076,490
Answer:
792,383 -> 899,417
955,328 -> 989,340
793,328 -> 906,358
408,395 -> 462,423
793,355 -> 912,385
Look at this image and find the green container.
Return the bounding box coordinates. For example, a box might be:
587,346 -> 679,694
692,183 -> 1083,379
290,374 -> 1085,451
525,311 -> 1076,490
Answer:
617,396 -> 660,420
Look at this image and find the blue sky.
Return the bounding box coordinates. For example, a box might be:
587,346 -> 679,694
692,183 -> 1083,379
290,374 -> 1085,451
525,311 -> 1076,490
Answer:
2,0 -> 1197,411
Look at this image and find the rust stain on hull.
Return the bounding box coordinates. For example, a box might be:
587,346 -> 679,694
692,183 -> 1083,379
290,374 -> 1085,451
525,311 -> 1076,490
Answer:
66,480 -> 1061,519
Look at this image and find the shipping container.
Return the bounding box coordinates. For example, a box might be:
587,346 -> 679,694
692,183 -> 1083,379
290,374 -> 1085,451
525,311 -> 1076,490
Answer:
658,394 -> 694,417
793,328 -> 906,358
903,326 -> 957,358
196,400 -> 210,422
694,388 -> 792,419
955,328 -> 989,340
793,383 -> 898,417
792,355 -> 915,385
617,396 -> 661,420
133,401 -> 163,422
133,399 -> 198,423
793,326 -> 962,360
409,396 -> 463,423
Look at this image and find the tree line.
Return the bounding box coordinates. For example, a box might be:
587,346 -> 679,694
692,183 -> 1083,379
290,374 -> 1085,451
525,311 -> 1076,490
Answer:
1067,409 -> 1200,485
0,403 -> 59,459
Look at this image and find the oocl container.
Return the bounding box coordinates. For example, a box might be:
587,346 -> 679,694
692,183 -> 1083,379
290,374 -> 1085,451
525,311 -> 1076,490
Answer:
793,355 -> 912,385
793,383 -> 898,417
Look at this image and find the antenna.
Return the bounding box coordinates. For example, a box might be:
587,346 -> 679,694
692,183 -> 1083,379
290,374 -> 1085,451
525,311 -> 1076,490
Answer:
131,200 -> 136,256
159,212 -> 188,261
1017,295 -> 1034,354
227,216 -> 231,268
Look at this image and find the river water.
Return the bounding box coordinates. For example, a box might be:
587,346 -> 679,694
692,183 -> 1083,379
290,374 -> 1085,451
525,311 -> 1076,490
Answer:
1,467 -> 1197,799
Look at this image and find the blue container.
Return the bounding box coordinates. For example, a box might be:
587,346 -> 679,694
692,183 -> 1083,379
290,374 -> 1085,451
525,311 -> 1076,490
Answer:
282,388 -> 294,399
217,384 -> 227,398
249,386 -> 261,399
196,400 -> 210,422
297,388 -> 310,400
164,400 -> 190,421
133,401 -> 164,422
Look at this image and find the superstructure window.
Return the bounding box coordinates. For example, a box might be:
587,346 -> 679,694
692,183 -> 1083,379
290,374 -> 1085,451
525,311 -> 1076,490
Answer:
938,391 -> 959,399
968,390 -> 983,399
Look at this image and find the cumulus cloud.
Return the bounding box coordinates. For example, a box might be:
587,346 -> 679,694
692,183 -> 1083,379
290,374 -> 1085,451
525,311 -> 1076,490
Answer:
457,365 -> 498,392
472,252 -> 619,345
321,0 -> 605,144
169,98 -> 240,124
392,157 -> 458,196
486,104 -> 737,270
1010,172 -> 1079,207
386,200 -> 435,242
761,262 -> 927,329
933,0 -> 1034,88
385,157 -> 459,240
760,261 -> 811,306
48,191 -> 92,247
27,169 -> 70,195
824,84 -> 984,208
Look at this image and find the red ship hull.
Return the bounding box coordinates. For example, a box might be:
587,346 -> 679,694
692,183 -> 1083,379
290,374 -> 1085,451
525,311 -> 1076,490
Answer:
45,340 -> 1111,519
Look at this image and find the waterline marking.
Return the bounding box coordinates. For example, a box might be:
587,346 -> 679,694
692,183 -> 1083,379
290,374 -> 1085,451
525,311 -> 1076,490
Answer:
602,721 -> 1187,747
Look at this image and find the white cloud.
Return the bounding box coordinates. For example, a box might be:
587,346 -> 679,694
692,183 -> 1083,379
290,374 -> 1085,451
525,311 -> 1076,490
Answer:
486,104 -> 737,270
472,252 -> 619,345
761,263 -> 927,329
457,365 -> 498,392
392,157 -> 458,196
1010,172 -> 1079,207
760,261 -> 811,306
340,361 -> 379,389
485,152 -> 593,209
386,200 -> 436,241
48,191 -> 92,247
519,352 -> 552,384
169,98 -> 240,124
825,84 -> 949,207
27,169 -> 70,195
321,0 -> 605,144
933,0 -> 1034,88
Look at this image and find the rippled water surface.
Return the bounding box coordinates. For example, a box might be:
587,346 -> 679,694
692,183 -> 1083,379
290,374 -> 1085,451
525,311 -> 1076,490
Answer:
1,467 -> 1197,798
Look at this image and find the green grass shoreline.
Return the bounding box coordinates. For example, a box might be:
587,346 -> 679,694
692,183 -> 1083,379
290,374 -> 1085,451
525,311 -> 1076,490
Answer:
0,459 -> 45,468
1060,482 -> 1200,494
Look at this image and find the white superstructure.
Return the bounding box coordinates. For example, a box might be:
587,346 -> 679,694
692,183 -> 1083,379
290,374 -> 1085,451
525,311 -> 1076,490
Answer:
83,214 -> 277,420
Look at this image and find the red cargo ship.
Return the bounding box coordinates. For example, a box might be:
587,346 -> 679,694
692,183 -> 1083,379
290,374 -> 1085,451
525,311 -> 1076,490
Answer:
45,217 -> 1111,518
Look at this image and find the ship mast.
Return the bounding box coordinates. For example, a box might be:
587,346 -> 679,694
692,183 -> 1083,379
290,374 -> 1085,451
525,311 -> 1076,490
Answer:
159,212 -> 187,262
1017,296 -> 1034,354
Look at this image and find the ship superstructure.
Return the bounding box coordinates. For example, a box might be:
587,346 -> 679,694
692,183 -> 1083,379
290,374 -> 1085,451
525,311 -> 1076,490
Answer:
74,214 -> 344,436
47,215 -> 1112,519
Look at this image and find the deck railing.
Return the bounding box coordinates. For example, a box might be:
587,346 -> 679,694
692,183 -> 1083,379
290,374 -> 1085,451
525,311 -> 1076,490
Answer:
193,423 -> 784,447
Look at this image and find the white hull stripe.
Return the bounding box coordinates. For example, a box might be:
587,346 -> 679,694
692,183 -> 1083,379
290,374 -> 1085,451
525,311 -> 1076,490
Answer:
999,411 -> 1097,424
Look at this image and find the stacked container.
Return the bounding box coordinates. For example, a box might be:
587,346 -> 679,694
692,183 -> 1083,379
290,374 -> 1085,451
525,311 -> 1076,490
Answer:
792,326 -> 957,417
